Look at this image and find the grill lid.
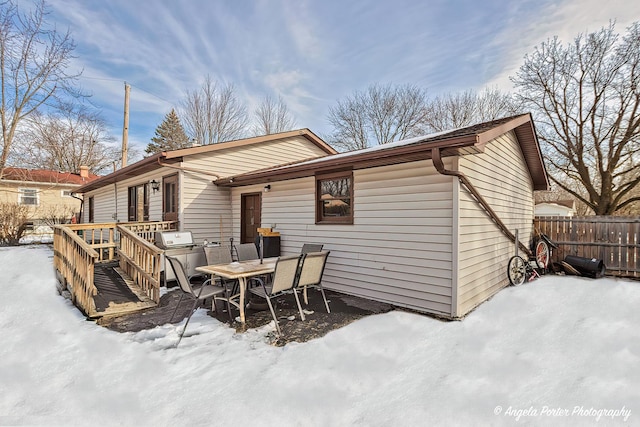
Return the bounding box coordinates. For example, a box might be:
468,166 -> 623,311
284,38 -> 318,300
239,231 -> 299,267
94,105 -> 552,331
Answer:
155,231 -> 195,249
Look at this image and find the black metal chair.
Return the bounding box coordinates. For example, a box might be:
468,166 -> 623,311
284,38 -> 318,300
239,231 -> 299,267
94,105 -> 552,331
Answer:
166,256 -> 231,347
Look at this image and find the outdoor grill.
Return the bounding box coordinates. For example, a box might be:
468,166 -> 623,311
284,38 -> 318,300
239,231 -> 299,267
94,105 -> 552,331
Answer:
155,231 -> 206,284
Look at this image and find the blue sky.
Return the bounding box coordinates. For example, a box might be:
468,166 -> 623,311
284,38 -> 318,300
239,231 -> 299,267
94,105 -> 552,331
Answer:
43,0 -> 640,161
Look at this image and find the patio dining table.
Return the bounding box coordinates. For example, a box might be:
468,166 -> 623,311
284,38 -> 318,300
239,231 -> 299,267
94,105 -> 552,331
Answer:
195,257 -> 277,323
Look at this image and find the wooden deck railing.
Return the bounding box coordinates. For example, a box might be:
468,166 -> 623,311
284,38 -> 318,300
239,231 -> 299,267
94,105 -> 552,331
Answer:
53,221 -> 178,313
120,221 -> 178,243
66,222 -> 119,261
117,225 -> 163,303
53,225 -> 99,317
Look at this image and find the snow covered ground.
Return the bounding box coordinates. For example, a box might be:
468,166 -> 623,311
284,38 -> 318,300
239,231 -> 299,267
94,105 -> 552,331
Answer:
0,245 -> 638,426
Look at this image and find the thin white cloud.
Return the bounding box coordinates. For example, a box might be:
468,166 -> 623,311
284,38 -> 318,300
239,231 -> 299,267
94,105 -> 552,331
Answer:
483,0 -> 640,90
39,0 -> 640,144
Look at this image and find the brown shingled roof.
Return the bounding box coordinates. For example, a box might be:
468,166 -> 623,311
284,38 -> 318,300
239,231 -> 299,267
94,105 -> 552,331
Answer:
216,114 -> 549,191
1,167 -> 100,185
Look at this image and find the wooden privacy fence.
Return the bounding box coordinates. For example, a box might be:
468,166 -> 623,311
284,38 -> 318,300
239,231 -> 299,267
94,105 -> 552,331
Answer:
535,216 -> 640,278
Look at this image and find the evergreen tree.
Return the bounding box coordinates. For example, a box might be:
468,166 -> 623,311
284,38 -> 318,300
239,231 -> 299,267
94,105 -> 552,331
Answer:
145,109 -> 190,155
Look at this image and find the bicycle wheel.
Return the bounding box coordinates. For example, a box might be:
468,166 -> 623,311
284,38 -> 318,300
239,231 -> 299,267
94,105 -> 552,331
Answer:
535,239 -> 550,270
507,255 -> 526,286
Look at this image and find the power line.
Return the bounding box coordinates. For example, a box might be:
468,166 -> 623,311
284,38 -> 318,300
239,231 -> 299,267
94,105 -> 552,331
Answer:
80,75 -> 175,106
128,82 -> 175,106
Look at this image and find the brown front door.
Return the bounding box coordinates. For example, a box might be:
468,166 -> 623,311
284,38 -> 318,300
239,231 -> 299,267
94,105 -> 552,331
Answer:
241,193 -> 261,244
163,174 -> 178,222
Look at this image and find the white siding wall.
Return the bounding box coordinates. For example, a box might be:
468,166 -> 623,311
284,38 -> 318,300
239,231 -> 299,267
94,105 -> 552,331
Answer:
182,136 -> 329,178
83,185 -> 116,223
82,169 -> 171,224
180,135 -> 329,243
231,160 -> 456,316
456,131 -> 534,316
83,136 -> 328,235
180,170 -> 232,244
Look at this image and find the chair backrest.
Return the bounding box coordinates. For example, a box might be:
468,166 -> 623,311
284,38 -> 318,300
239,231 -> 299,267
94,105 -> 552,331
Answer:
165,256 -> 194,295
270,254 -> 303,294
297,251 -> 330,288
301,243 -> 324,254
236,243 -> 259,261
204,245 -> 232,265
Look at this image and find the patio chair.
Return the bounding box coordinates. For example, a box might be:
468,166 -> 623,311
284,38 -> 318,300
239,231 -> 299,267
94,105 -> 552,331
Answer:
204,244 -> 240,300
234,243 -> 259,261
166,256 -> 232,347
295,251 -> 331,319
248,254 -> 305,336
301,243 -> 324,254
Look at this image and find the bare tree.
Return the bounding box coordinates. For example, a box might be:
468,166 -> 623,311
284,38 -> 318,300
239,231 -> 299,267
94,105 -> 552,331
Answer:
513,22 -> 640,215
180,75 -> 248,144
252,95 -> 297,135
425,88 -> 522,132
0,202 -> 29,245
39,204 -> 77,227
15,103 -> 118,174
0,0 -> 82,179
327,83 -> 429,151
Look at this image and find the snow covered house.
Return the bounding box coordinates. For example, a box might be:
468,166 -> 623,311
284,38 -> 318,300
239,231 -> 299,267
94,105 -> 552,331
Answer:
75,129 -> 336,244
214,114 -> 549,319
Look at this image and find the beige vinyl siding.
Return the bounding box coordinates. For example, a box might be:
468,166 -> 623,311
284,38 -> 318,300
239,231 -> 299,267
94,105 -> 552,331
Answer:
180,135 -> 328,243
181,170 -> 232,244
83,169 -> 170,224
456,131 -> 534,316
231,160 -> 455,317
84,185 -> 116,223
0,182 -> 82,218
182,136 -> 329,178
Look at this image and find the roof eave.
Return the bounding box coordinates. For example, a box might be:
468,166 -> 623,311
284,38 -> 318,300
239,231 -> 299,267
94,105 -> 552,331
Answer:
216,135 -> 478,187
75,153 -> 167,193
164,128 -> 336,159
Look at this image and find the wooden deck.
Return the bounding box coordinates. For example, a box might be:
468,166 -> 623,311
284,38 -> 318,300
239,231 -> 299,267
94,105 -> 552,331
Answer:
90,261 -> 157,319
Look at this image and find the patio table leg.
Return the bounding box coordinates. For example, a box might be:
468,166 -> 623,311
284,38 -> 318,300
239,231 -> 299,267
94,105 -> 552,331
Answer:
239,277 -> 247,323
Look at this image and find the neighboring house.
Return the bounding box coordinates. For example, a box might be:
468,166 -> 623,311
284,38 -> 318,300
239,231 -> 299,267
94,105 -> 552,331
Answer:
215,114 -> 549,319
75,129 -> 336,244
0,166 -> 98,235
535,200 -> 576,217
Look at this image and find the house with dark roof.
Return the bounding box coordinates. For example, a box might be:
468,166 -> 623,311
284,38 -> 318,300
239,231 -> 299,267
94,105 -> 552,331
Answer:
0,166 -> 98,235
215,114 -> 549,319
75,129 -> 336,244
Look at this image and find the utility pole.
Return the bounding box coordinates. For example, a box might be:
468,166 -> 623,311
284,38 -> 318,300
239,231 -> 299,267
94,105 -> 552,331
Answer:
121,82 -> 130,168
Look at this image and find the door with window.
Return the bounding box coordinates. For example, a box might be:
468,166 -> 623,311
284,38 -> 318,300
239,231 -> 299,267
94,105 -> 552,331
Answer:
163,174 -> 178,222
128,184 -> 149,222
241,193 -> 261,244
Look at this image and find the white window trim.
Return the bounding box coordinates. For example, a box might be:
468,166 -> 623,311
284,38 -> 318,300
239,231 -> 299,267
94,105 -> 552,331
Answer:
61,190 -> 73,198
18,188 -> 39,206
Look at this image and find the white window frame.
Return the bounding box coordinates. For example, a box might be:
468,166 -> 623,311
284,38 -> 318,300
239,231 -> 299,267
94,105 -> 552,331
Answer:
61,190 -> 73,198
19,188 -> 39,206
